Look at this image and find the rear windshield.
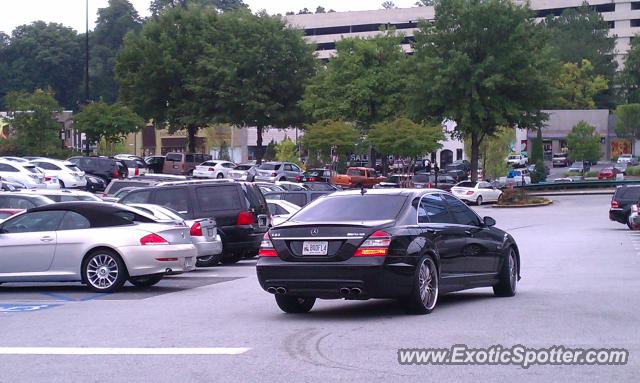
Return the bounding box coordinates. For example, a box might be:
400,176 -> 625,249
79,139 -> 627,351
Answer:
616,187 -> 640,200
107,181 -> 152,195
22,165 -> 39,174
413,174 -> 429,183
166,153 -> 182,162
347,169 -> 366,176
259,163 -> 281,170
196,185 -> 242,211
457,181 -> 476,188
292,195 -> 406,222
65,165 -> 81,172
236,165 -> 252,170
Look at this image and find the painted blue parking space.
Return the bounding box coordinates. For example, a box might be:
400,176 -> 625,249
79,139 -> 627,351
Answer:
0,304 -> 62,313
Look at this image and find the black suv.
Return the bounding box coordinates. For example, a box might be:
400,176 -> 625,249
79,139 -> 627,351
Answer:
610,185 -> 640,228
68,156 -> 127,184
119,180 -> 270,264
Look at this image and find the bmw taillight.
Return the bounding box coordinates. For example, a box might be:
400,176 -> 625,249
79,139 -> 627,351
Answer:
190,222 -> 203,236
140,233 -> 168,245
271,172 -> 277,177
134,167 -> 140,176
236,211 -> 255,225
258,232 -> 277,257
309,177 -> 317,182
295,176 -> 302,182
354,230 -> 391,257
611,200 -> 619,209
113,167 -> 119,178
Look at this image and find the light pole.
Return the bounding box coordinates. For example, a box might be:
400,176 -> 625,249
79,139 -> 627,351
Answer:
84,0 -> 90,155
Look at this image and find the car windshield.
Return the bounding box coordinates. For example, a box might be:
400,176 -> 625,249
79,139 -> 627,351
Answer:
259,163 -> 281,170
236,165 -> 252,170
508,155 -> 519,159
292,195 -> 406,222
413,174 -> 429,183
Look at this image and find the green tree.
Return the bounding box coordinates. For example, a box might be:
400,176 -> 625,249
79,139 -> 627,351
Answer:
4,89 -> 61,156
149,0 -> 245,15
195,10 -> 316,163
302,120 -> 360,162
464,128 -> 513,181
263,140 -> 277,161
382,1 -> 396,9
556,59 -> 608,109
315,6 -> 326,13
410,0 -> 554,182
218,140 -> 231,160
566,121 -> 601,163
116,6 -> 219,152
543,2 -> 617,108
615,104 -> 640,154
72,102 -> 144,151
275,138 -> 299,164
90,0 -> 142,103
619,37 -> 640,104
0,22 -> 82,109
368,117 -> 444,163
415,0 -> 435,5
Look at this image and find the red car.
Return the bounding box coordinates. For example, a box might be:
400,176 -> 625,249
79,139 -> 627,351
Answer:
598,167 -> 622,180
0,209 -> 23,221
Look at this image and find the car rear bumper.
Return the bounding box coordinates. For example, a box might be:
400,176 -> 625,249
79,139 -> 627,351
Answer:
193,235 -> 223,257
609,208 -> 627,224
220,226 -> 267,254
255,175 -> 278,182
256,257 -> 415,299
192,171 -> 215,178
120,244 -> 197,276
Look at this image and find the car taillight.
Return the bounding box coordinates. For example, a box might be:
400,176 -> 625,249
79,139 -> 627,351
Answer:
309,177 -> 317,182
44,176 -> 51,182
611,200 -> 619,209
354,230 -> 391,257
140,233 -> 169,245
113,167 -> 119,178
190,222 -> 203,236
271,172 -> 277,177
208,167 -> 215,171
465,190 -> 474,195
134,167 -> 139,176
236,211 -> 254,225
295,176 -> 302,182
259,232 -> 277,257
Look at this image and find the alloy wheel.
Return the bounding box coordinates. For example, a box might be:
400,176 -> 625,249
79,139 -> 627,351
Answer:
418,258 -> 438,310
508,251 -> 517,293
87,254 -> 119,289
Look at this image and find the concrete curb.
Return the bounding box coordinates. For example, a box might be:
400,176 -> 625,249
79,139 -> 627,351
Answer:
493,200 -> 553,208
528,189 -> 614,197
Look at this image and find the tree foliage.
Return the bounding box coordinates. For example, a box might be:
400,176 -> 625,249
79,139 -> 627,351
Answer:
275,138 -> 299,164
566,121 -> 601,162
463,128 -> 513,181
619,37 -> 640,104
555,59 -> 608,109
615,104 -> 640,148
410,0 -> 553,182
368,117 -> 444,158
382,1 -> 396,9
302,120 -> 360,161
72,102 -> 144,149
0,22 -> 82,109
149,0 -> 245,15
4,89 -> 62,156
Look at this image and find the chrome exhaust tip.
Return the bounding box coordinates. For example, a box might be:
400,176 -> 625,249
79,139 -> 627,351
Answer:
276,287 -> 287,294
350,288 -> 362,295
339,287 -> 351,296
267,287 -> 277,294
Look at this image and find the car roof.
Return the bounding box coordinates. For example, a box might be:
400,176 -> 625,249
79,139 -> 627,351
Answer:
27,201 -> 157,225
12,189 -> 95,196
0,193 -> 54,202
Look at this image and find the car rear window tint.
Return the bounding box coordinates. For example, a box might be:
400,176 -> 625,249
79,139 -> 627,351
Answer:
106,181 -> 152,195
120,190 -> 152,204
196,185 -> 242,211
283,193 -> 307,207
616,187 -> 640,200
419,194 -> 455,224
259,163 -> 281,170
293,195 -> 406,221
166,153 -> 182,162
155,188 -> 190,213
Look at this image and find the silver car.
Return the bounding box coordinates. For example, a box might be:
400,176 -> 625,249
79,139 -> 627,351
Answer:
228,164 -> 257,181
0,202 -> 197,292
126,203 -> 223,266
254,162 -> 304,183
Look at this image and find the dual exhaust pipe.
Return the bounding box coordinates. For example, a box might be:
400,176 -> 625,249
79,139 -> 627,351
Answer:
267,287 -> 287,294
340,287 -> 362,296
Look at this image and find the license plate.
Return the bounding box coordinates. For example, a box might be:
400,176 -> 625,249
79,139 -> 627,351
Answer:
302,241 -> 328,256
207,228 -> 214,237
184,257 -> 194,268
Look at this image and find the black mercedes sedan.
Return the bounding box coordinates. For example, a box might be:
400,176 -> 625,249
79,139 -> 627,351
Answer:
256,189 -> 520,314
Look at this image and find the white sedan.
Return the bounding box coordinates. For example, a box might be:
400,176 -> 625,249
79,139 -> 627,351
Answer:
266,199 -> 301,226
193,161 -> 236,179
30,158 -> 87,189
0,159 -> 48,188
450,181 -> 502,206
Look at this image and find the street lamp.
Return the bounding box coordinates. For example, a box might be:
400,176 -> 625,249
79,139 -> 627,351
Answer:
84,0 -> 90,155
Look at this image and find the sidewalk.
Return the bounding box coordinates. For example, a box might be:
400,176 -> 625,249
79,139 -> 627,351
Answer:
528,189 -> 615,196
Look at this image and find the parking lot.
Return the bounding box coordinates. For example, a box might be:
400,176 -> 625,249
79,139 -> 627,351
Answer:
0,194 -> 638,382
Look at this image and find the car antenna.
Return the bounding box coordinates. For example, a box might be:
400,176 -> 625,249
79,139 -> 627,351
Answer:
360,185 -> 367,195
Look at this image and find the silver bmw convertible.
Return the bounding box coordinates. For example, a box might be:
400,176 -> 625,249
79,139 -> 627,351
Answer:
0,202 -> 197,292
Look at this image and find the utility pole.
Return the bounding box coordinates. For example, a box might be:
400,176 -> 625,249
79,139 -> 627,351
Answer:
84,0 -> 91,155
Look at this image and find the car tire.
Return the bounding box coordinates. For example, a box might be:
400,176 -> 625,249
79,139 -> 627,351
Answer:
405,256 -> 439,314
476,195 -> 483,206
216,173 -> 224,179
196,254 -> 223,267
275,295 -> 316,314
220,252 -> 244,264
493,247 -> 518,297
59,180 -> 66,189
129,274 -> 163,287
83,250 -> 127,293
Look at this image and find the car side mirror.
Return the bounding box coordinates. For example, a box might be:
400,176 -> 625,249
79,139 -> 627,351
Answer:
483,216 -> 496,227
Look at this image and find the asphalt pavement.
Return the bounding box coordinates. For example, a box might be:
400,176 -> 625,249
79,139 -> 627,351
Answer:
1,195 -> 639,382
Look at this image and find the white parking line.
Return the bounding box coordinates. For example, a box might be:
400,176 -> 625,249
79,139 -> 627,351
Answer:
0,347 -> 250,355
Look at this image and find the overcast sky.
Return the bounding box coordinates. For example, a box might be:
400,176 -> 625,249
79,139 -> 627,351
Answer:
0,0 -> 420,35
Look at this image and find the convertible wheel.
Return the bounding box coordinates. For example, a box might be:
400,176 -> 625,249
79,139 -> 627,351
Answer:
129,274 -> 163,287
275,295 -> 316,313
493,248 -> 518,297
83,250 -> 127,293
406,256 -> 439,314
196,254 -> 223,267
216,173 -> 224,179
476,195 -> 483,206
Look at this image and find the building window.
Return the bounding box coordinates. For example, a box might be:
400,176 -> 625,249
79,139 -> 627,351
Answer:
594,3 -> 615,13
456,149 -> 463,161
632,19 -> 640,28
608,20 -> 615,29
632,2 -> 640,11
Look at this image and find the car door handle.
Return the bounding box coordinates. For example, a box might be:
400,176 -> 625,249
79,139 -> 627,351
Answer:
40,236 -> 54,242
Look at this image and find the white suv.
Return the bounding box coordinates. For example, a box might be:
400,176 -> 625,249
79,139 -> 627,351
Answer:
506,154 -> 528,168
30,158 -> 87,189
0,159 -> 48,188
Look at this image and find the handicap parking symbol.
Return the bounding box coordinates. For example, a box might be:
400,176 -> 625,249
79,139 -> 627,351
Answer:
0,304 -> 61,313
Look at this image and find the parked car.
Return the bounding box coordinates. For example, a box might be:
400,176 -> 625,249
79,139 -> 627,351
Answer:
568,161 -> 591,174
443,169 -> 468,183
303,182 -> 340,191
617,154 -> 638,166
228,163 -> 257,182
118,180 -> 270,265
551,153 -> 570,167
114,155 -> 149,178
102,179 -> 163,198
0,209 -> 22,222
255,162 -> 304,183
255,182 -> 286,194
499,169 -> 531,186
68,156 -> 124,184
263,190 -> 332,207
527,163 -> 550,176
450,181 -> 502,205
256,189 -> 520,314
411,173 -> 456,191
193,160 -> 236,179
302,168 -> 333,183
610,185 -> 640,228
30,158 -> 87,189
266,199 -> 301,226
275,181 -> 308,191
162,152 -> 210,175
598,167 -> 623,180
627,204 -> 640,230
85,174 -> 108,193
125,203 -> 223,267
12,189 -> 102,202
0,202 -> 196,292
334,167 -> 385,189
1,178 -> 26,191
0,193 -> 54,209
144,156 -> 165,174
444,160 -> 471,178
374,174 -> 413,188
506,154 -> 528,168
0,159 -> 48,189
